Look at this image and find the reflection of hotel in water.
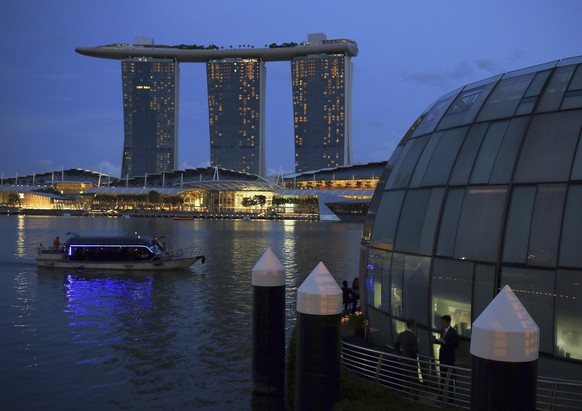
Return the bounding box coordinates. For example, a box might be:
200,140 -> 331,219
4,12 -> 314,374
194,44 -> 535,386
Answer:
75,34 -> 357,178
362,55 -> 582,381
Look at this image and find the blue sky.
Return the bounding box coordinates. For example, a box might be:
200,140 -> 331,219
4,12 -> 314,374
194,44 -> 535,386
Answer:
1,0 -> 581,178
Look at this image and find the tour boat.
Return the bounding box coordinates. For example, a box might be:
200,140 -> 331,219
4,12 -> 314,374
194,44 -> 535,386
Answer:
36,233 -> 205,270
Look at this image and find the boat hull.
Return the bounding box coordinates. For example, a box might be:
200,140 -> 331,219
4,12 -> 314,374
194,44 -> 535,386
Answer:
36,255 -> 205,271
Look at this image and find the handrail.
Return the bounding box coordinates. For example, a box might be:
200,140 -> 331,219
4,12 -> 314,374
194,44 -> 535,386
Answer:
341,339 -> 582,410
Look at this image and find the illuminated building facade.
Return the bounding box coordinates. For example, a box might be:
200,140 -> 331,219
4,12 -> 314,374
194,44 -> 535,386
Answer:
76,36 -> 357,178
207,58 -> 266,176
292,53 -> 353,173
121,57 -> 179,178
361,56 -> 582,380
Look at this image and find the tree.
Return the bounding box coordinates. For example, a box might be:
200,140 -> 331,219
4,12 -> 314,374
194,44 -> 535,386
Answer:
253,195 -> 266,207
147,190 -> 161,203
7,192 -> 21,206
242,197 -> 255,207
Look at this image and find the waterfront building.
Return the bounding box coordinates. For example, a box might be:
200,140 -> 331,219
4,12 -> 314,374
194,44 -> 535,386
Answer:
121,56 -> 179,178
361,55 -> 582,380
0,163 -> 382,219
207,58 -> 266,176
292,34 -> 353,172
75,36 -> 357,177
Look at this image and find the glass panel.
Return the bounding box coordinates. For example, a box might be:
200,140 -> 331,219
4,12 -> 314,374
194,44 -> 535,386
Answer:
477,73 -> 534,121
515,70 -> 552,115
437,81 -> 498,130
422,127 -> 468,186
558,56 -> 582,67
368,249 -> 392,312
563,65 -> 582,109
370,190 -> 406,250
528,184 -> 567,267
489,117 -> 528,184
417,328 -> 432,357
473,264 -> 496,321
514,111 -> 582,183
569,127 -> 582,180
402,255 -> 430,321
501,267 -> 555,353
502,186 -> 536,264
449,123 -> 488,186
412,89 -> 461,138
504,61 -> 558,78
555,269 -> 582,360
431,258 -> 473,337
386,136 -> 429,189
418,188 -> 445,256
454,186 -> 508,262
559,185 -> 582,267
394,190 -> 431,253
562,90 -> 582,110
436,188 -> 465,257
390,253 -> 405,318
409,132 -> 443,187
537,66 -> 575,112
385,141 -> 413,189
567,65 -> 582,90
470,121 -> 509,184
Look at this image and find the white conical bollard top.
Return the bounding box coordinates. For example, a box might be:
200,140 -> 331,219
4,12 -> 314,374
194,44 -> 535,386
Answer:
252,247 -> 286,287
470,285 -> 539,362
296,262 -> 343,315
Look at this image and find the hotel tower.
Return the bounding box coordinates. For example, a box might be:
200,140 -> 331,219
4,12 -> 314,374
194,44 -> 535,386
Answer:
207,58 -> 266,176
76,35 -> 357,177
292,50 -> 353,172
121,54 -> 179,178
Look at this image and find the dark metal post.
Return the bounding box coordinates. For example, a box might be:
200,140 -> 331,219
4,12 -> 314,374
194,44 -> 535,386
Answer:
252,248 -> 286,395
470,285 -> 539,411
294,262 -> 343,411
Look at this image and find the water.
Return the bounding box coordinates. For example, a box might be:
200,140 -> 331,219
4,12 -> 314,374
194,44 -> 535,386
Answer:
0,216 -> 363,410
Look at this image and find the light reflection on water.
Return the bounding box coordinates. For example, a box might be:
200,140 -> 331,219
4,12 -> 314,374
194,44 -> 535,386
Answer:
16,215 -> 27,258
0,216 -> 363,410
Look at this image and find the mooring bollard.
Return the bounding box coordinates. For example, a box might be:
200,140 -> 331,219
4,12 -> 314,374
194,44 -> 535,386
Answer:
294,262 -> 343,411
252,247 -> 286,395
470,285 -> 539,411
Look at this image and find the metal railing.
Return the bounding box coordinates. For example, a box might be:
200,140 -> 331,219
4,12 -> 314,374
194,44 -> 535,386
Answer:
341,339 -> 582,410
537,376 -> 582,411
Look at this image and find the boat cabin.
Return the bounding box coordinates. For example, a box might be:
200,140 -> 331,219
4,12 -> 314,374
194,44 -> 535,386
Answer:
65,236 -> 163,262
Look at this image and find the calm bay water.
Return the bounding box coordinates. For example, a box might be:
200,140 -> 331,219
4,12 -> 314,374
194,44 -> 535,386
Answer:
0,216 -> 363,410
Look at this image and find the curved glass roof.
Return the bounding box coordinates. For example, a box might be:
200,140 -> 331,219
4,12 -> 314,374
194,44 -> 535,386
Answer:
362,55 -> 582,378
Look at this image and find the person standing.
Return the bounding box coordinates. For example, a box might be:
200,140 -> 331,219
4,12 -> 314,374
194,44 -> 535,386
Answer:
341,280 -> 353,315
394,318 -> 419,396
431,314 -> 459,402
53,236 -> 60,250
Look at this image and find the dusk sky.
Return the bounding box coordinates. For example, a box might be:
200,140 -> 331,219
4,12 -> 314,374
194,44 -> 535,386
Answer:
1,1 -> 581,178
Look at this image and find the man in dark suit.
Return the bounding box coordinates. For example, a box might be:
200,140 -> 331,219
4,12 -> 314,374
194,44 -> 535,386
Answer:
394,318 -> 419,395
431,315 -> 459,403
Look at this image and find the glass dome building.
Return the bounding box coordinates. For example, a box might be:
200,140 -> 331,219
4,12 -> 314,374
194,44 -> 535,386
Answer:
361,55 -> 582,379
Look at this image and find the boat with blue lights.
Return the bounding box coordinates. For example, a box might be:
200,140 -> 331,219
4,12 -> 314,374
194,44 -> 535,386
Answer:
36,233 -> 205,270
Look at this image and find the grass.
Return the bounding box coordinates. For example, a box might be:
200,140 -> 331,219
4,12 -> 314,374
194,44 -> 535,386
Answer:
332,369 -> 436,411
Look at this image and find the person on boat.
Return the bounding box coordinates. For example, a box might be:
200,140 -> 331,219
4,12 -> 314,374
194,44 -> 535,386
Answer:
53,236 -> 60,250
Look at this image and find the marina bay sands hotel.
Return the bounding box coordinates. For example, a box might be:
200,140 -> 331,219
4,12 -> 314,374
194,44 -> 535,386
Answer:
76,34 -> 358,178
